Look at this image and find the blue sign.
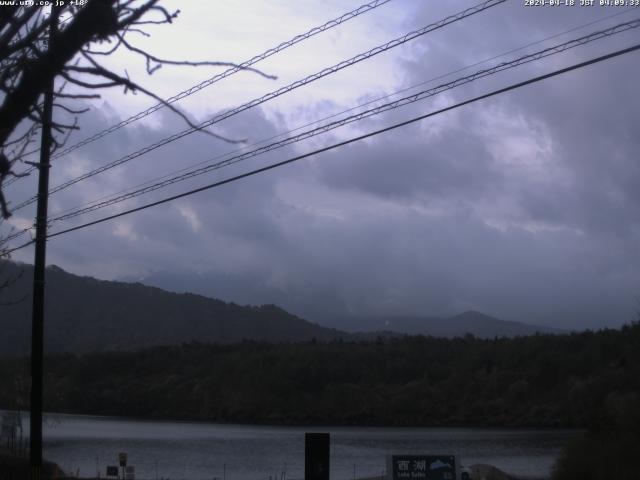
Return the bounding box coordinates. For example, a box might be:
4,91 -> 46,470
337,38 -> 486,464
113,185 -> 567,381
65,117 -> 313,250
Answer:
388,455 -> 456,480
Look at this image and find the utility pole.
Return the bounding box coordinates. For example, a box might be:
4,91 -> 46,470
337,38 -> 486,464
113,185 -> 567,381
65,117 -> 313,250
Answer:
30,7 -> 57,480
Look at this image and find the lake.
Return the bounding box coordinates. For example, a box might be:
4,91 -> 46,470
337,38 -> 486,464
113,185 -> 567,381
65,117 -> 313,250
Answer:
10,413 -> 577,480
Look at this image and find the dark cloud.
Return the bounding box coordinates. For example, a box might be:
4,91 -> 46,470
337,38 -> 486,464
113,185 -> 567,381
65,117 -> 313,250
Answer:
4,2 -> 640,330
317,116 -> 501,202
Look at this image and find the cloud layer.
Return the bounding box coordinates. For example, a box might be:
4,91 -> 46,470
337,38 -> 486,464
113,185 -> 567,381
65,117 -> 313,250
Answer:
4,1 -> 640,329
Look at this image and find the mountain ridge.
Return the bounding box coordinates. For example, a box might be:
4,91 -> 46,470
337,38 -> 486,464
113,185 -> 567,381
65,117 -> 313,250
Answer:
0,261 -> 345,356
324,310 -> 562,337
1,261 -> 561,356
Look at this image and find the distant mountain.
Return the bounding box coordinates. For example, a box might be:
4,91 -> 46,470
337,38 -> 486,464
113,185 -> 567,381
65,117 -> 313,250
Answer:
0,261 -> 562,357
134,270 -> 562,339
0,261 -> 346,356
328,310 -> 562,338
440,310 -> 562,337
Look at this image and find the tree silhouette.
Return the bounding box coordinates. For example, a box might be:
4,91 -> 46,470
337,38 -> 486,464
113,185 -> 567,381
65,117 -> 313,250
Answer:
0,0 -> 269,220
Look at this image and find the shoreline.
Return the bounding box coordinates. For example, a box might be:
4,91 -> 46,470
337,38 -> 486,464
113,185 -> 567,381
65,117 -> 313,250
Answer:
2,410 -> 569,479
1,408 -> 587,431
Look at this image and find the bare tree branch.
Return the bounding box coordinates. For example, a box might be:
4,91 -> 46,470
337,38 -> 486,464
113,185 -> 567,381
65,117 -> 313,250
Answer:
0,0 -> 275,220
117,34 -> 276,79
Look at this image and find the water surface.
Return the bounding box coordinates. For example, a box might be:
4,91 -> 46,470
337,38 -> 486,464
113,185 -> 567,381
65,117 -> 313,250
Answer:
9,413 -> 576,480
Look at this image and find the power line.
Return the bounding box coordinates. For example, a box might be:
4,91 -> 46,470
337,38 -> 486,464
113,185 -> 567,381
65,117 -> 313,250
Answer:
374,6 -> 639,107
4,42 -> 639,255
2,237 -> 34,256
46,19 -> 640,223
4,12 -> 637,246
5,17 -> 638,246
6,5 -> 637,191
63,6 -> 635,215
16,42 -> 630,246
0,226 -> 32,246
50,0 -> 395,159
9,0 -> 506,213
5,0 -> 394,184
6,6 -> 637,197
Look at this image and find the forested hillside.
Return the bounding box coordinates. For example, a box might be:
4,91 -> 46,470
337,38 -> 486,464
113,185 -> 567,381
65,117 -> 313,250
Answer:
0,261 -> 563,357
0,261 -> 345,355
2,323 -> 638,427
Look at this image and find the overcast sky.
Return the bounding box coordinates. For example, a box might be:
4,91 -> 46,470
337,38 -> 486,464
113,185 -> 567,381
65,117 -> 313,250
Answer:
3,0 -> 640,329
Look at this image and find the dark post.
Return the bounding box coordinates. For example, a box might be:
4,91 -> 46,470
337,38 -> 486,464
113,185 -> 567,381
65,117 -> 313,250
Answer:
305,433 -> 330,480
30,7 -> 57,480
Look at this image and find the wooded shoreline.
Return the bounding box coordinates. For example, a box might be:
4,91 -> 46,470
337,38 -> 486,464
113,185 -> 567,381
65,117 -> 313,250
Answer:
2,324 -> 638,428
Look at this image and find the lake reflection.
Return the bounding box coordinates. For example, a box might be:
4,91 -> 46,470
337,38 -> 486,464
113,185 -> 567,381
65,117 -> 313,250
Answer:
16,413 -> 576,480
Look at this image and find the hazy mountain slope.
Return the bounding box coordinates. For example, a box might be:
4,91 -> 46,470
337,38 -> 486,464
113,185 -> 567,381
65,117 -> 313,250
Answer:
327,311 -> 562,338
0,261 -> 562,357
444,310 -> 562,337
0,261 -> 345,356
